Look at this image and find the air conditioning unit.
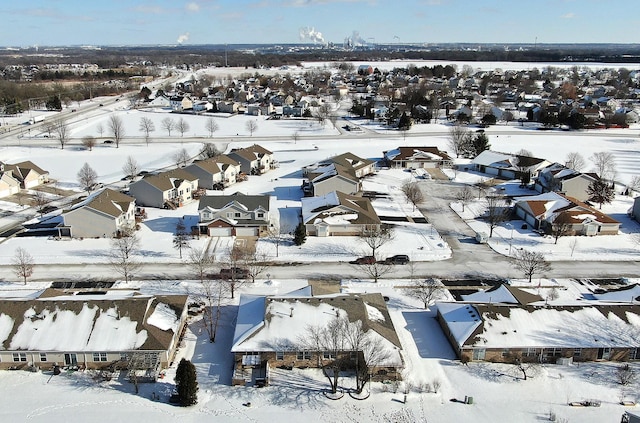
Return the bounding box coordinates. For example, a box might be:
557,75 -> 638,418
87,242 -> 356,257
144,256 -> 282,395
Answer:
556,357 -> 573,366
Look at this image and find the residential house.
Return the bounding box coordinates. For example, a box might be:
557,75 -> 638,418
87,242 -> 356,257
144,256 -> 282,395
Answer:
0,165 -> 21,198
198,193 -> 271,237
231,290 -> 403,387
0,289 -> 189,375
60,188 -> 136,238
302,191 -> 381,237
216,101 -> 240,114
632,197 -> 640,223
535,163 -> 599,202
227,144 -> 274,175
437,301 -> 640,363
169,95 -> 193,112
185,155 -> 241,190
514,192 -> 620,236
147,94 -> 171,109
303,152 -> 375,179
472,150 -> 552,180
2,160 -> 49,189
129,168 -> 198,209
302,163 -> 360,197
383,146 -> 453,169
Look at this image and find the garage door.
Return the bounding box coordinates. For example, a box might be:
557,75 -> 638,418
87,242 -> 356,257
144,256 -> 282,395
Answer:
209,227 -> 232,236
235,227 -> 258,236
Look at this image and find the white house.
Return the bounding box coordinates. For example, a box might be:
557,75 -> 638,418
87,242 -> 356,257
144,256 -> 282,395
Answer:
198,193 -> 271,237
61,188 -> 136,238
129,168 -> 198,209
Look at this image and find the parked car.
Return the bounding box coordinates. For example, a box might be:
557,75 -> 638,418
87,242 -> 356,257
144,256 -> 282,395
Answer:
103,139 -> 114,144
219,267 -> 249,279
350,256 -> 376,265
384,254 -> 410,265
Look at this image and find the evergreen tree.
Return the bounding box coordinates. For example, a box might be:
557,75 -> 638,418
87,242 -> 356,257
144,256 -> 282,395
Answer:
587,179 -> 615,209
294,222 -> 306,246
470,132 -> 491,157
174,358 -> 198,406
398,111 -> 412,130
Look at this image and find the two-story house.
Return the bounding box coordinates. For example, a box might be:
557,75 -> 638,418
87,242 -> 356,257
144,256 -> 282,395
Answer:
128,168 -> 198,209
184,155 -> 242,190
60,188 -> 136,238
227,144 -> 274,175
198,193 -> 271,237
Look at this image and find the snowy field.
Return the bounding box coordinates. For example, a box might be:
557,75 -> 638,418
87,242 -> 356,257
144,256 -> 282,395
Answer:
1,277 -> 639,423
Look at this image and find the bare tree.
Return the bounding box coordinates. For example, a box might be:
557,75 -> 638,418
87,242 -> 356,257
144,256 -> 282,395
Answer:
515,148 -> 533,158
108,115 -> 125,147
512,249 -> 551,283
292,130 -> 300,144
359,224 -> 394,260
32,190 -> 49,216
138,116 -> 155,146
590,151 -> 617,181
455,185 -> 475,212
205,117 -> 219,138
77,162 -> 98,193
400,179 -> 424,212
81,135 -> 96,151
195,278 -> 228,343
240,246 -> 270,283
173,218 -> 191,259
447,125 -> 471,158
315,103 -> 332,126
188,246 -> 216,284
358,260 -> 394,283
485,194 -> 510,237
53,118 -> 70,149
173,148 -> 191,167
109,230 -> 142,283
245,119 -> 258,136
96,122 -> 104,138
176,117 -> 190,137
551,221 -> 572,244
403,278 -> 446,309
618,364 -> 636,386
267,223 -> 291,258
506,352 -> 540,381
199,143 -> 222,159
161,117 -> 176,136
569,237 -> 579,257
122,156 -> 139,180
565,151 -> 586,172
12,247 -> 34,284
221,246 -> 248,299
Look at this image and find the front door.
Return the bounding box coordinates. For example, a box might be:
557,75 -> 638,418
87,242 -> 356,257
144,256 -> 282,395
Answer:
64,353 -> 77,366
597,348 -> 611,360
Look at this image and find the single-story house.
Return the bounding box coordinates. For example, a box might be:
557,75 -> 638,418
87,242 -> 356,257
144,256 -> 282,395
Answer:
227,144 -> 274,175
303,152 -> 375,179
2,160 -> 49,189
128,168 -> 198,209
231,290 -> 403,387
60,188 -> 136,238
514,192 -> 620,236
437,301 -> 640,363
302,163 -> 360,197
302,191 -> 381,237
185,155 -> 242,190
472,150 -> 552,180
383,146 -> 453,169
460,284 -> 543,305
0,289 -> 189,375
535,163 -> 599,202
198,193 -> 271,237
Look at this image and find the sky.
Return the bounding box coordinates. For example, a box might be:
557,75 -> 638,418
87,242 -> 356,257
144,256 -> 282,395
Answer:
2,0 -> 640,47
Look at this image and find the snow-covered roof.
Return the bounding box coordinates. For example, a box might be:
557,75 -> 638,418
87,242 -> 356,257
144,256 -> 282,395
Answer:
461,285 -> 542,305
593,284 -> 640,302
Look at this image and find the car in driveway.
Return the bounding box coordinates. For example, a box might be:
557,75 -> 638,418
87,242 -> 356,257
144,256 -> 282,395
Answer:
350,256 -> 376,265
384,254 -> 410,265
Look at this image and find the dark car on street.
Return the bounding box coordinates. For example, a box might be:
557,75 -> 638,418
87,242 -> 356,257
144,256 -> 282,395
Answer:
384,254 -> 410,265
350,256 -> 376,265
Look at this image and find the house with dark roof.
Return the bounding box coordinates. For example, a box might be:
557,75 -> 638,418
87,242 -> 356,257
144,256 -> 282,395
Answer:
0,289 -> 189,375
437,301 -> 640,363
184,155 -> 241,190
383,146 -> 453,169
198,193 -> 271,237
60,188 -> 136,238
231,290 -> 403,387
514,192 -> 620,236
227,144 -> 274,175
2,160 -> 49,189
302,191 -> 381,237
301,152 -> 375,197
128,168 -> 198,209
535,163 -> 599,202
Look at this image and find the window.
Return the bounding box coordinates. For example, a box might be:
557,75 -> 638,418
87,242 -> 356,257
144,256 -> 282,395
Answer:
630,348 -> 640,360
257,212 -> 264,218
323,351 -> 336,360
93,352 -> 107,362
120,353 -> 129,361
544,348 -> 562,358
296,351 -> 311,360
40,353 -> 47,362
13,353 -> 27,362
472,349 -> 485,361
523,348 -> 537,357
234,212 -> 241,218
275,351 -> 284,361
573,348 -> 582,358
501,349 -> 510,357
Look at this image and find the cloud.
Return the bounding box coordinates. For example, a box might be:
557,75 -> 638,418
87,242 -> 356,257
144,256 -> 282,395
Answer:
135,5 -> 165,14
561,12 -> 575,19
177,32 -> 190,44
299,26 -> 325,44
186,2 -> 200,12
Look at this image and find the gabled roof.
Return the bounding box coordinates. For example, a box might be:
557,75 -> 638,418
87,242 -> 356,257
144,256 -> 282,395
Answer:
231,292 -> 402,366
304,152 -> 373,176
228,144 -> 273,162
137,168 -> 198,191
516,192 -> 619,225
188,155 -> 240,174
66,188 -> 135,218
301,191 -> 380,225
3,161 -> 48,180
198,193 -> 270,213
310,163 -> 358,184
0,290 -> 188,353
461,284 -> 543,305
385,146 -> 452,162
